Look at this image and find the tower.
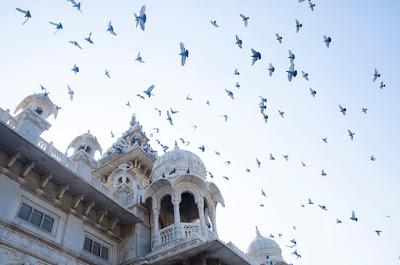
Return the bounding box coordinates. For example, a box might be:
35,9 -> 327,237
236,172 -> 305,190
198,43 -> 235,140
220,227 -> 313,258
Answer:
143,143 -> 224,251
13,93 -> 59,142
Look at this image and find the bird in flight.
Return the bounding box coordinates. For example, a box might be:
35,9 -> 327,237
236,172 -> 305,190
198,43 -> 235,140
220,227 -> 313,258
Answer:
321,169 -> 327,177
295,19 -> 303,33
379,81 -> 386,89
276,33 -> 283,43
179,42 -> 189,66
287,64 -> 297,82
319,204 -> 328,211
288,50 -> 295,64
84,32 -> 94,44
348,129 -> 355,140
110,131 -> 115,138
270,153 -> 276,160
375,230 -> 382,236
309,87 -> 317,97
67,0 -> 82,13
350,210 -> 358,221
278,110 -> 285,118
143,85 -> 155,98
67,85 -> 74,101
134,5 -> 147,31
107,21 -> 116,35
308,198 -> 314,205
126,101 -> 131,109
370,155 -> 376,161
105,69 -> 111,78
362,108 -> 368,114
268,63 -> 275,77
198,145 -> 205,152
372,68 -> 380,82
336,219 -> 342,224
322,137 -> 328,143
292,250 -> 302,259
137,94 -> 145,100
166,111 -> 173,125
210,20 -> 219,28
69,40 -> 82,49
261,189 -> 267,197
49,21 -> 63,34
240,14 -> 249,27
234,68 -> 240,75
170,107 -> 179,114
301,71 -> 309,81
225,89 -> 234,99
235,34 -> 243,48
135,52 -> 145,63
220,114 -> 228,122
339,104 -> 347,115
16,8 -> 31,25
309,0 -> 316,11
71,64 -> 79,74
251,49 -> 261,65
323,35 -> 332,48
283,155 -> 289,161
154,108 -> 161,116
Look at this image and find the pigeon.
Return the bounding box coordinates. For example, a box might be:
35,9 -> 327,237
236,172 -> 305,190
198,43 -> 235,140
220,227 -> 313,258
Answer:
251,49 -> 261,65
192,125 -> 198,130
235,34 -> 243,48
16,8 -> 31,25
370,155 -> 376,161
210,20 -> 219,28
321,169 -> 327,177
225,161 -> 231,165
362,108 -> 368,114
169,168 -> 176,175
323,35 -> 332,48
126,101 -> 131,108
143,85 -> 155,98
339,105 -> 347,115
292,250 -> 302,259
214,151 -> 221,156
67,85 -> 74,100
301,161 -> 306,167
295,19 -> 303,33
269,153 -> 275,160
309,0 -> 316,11
350,210 -> 358,221
235,82 -> 240,89
234,68 -> 240,75
153,128 -> 160,133
49,21 -> 63,34
263,113 -> 269,124
67,0 -> 82,13
208,172 -> 214,178
319,204 -> 328,211
71,64 -> 79,74
278,110 -> 285,118
179,42 -> 189,66
308,198 -> 314,205
309,87 -> 317,97
288,50 -> 295,63
107,21 -> 116,35
166,111 -> 173,125
245,168 -> 251,173
287,64 -> 297,81
105,69 -> 111,78
170,108 -> 179,114
322,137 -> 328,143
69,40 -> 82,49
154,108 -> 161,116
84,32 -> 94,44
268,63 -> 275,77
136,94 -> 145,100
240,14 -> 249,27
225,89 -> 234,99
134,5 -> 147,31
348,129 -> 355,140
198,145 -> 205,152
276,33 -> 283,43
110,131 -> 114,138
372,68 -> 380,82
379,81 -> 386,89
221,114 -> 228,122
259,204 -> 265,207
136,52 -> 145,63
283,155 -> 289,161
186,94 -> 193,100
301,71 -> 309,81
40,85 -> 47,92
256,158 -> 261,168
336,219 -> 342,224
375,230 -> 382,236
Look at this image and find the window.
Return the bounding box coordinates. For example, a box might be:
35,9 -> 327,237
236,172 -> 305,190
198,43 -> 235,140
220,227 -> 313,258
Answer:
83,236 -> 109,261
17,202 -> 55,233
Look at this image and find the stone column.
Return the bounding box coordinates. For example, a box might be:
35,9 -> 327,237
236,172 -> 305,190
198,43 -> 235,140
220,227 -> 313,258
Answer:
210,204 -> 217,234
172,198 -> 181,239
152,208 -> 160,249
197,199 -> 206,237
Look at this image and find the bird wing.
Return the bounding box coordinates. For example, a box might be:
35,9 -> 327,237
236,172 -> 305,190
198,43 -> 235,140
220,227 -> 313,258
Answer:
181,54 -> 186,66
16,8 -> 27,15
240,14 -> 246,19
235,34 -> 239,41
140,5 -> 146,16
108,21 -> 112,28
351,210 -> 355,218
296,19 -> 299,25
49,21 -> 58,26
140,20 -> 145,30
180,42 -> 185,52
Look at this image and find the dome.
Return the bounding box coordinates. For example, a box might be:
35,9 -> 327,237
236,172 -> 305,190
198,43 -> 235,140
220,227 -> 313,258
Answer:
150,144 -> 207,182
247,227 -> 283,264
15,93 -> 59,119
67,132 -> 102,157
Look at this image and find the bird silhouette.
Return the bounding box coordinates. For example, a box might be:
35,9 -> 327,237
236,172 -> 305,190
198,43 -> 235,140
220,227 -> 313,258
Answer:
225,89 -> 234,99
67,0 -> 82,13
319,204 -> 328,211
235,34 -> 243,48
348,129 -> 355,140
110,131 -> 114,138
136,94 -> 145,100
179,42 -> 189,66
84,32 -> 94,44
240,14 -> 249,27
49,21 -> 63,34
301,71 -> 309,81
336,219 -> 342,224
278,110 -> 285,118
322,137 -> 328,143
309,0 -> 316,11
221,114 -> 228,122
234,68 -> 240,75
379,81 -> 386,89
107,21 -> 116,35
309,87 -> 317,97
67,85 -> 74,101
136,52 -> 145,63
270,153 -> 275,160
16,8 -> 31,25
223,176 -> 230,180
169,168 -> 176,175
350,210 -> 358,221
126,101 -> 131,108
362,108 -> 368,114
71,64 -> 79,74
283,155 -> 289,161
69,40 -> 82,49
268,63 -> 275,77
321,169 -> 327,177
308,198 -> 314,205
210,20 -> 219,28
323,35 -> 332,48
134,5 -> 147,31
276,33 -> 283,43
256,158 -> 261,168
372,68 -> 380,82
251,49 -> 262,65
166,111 -> 173,125
370,155 -> 376,161
288,50 -> 296,63
339,105 -> 347,115
375,230 -> 382,236
292,250 -> 302,259
295,19 -> 303,33
143,85 -> 155,98
198,145 -> 205,152
170,108 -> 179,114
154,108 -> 161,116
287,64 -> 297,81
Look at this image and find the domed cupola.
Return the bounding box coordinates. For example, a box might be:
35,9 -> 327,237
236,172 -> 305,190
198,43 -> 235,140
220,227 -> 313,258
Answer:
150,142 -> 207,182
247,227 -> 284,265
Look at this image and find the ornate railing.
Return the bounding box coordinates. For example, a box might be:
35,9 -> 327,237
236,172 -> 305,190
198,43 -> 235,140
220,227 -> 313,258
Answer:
159,225 -> 175,245
182,223 -> 200,238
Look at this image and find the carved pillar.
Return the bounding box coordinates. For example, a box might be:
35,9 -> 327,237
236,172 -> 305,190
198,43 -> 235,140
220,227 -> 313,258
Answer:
210,204 -> 217,234
172,197 -> 181,239
197,199 -> 206,237
152,208 -> 160,248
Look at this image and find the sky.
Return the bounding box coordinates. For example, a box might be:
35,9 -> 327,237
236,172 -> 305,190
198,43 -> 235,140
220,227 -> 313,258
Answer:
1,0 -> 400,264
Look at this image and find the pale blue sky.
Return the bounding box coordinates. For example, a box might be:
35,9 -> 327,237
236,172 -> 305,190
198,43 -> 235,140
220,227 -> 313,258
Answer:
1,0 -> 400,264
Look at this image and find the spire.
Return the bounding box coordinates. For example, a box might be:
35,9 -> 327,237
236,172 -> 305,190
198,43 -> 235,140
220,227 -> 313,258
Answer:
174,140 -> 179,150
256,225 -> 262,237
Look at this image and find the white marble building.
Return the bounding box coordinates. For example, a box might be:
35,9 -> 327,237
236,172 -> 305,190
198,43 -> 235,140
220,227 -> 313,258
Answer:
0,93 -> 291,265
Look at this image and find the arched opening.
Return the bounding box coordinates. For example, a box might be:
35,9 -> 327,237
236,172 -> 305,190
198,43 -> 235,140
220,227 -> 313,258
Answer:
118,177 -> 123,184
126,177 -> 130,183
159,195 -> 174,229
179,192 -> 199,223
204,198 -> 212,230
35,107 -> 43,115
84,145 -> 92,154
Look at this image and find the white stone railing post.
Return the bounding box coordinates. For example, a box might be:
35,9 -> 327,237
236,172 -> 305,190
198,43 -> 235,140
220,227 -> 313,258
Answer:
197,200 -> 206,238
152,208 -> 160,249
210,204 -> 217,234
172,199 -> 181,239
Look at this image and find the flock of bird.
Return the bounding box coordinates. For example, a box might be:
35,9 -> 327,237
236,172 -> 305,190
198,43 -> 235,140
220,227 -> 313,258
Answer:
14,0 -> 391,263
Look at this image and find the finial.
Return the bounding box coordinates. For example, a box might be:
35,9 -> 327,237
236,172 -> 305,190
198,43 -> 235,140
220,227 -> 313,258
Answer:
130,113 -> 137,126
256,225 -> 262,237
174,140 -> 179,150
